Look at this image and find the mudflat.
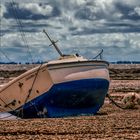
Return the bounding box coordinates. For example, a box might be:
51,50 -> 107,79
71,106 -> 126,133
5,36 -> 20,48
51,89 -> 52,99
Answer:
0,64 -> 139,140
0,104 -> 139,140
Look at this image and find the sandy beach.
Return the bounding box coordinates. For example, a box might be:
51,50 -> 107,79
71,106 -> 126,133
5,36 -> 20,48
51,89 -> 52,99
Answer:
0,64 -> 140,140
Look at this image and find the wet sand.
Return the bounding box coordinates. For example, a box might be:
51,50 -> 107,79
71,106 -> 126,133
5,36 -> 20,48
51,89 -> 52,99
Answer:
0,64 -> 140,139
0,103 -> 139,140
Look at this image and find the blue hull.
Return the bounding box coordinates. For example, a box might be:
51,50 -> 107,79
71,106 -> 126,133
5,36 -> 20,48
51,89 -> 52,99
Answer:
12,78 -> 109,118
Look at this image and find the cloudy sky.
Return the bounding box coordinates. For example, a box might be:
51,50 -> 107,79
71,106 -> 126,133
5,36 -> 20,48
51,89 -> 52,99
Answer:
0,0 -> 140,63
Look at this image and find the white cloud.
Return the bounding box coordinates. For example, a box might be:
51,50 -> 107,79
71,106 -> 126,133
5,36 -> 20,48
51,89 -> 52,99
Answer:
19,3 -> 53,16
1,0 -> 140,62
0,0 -> 46,3
73,0 -> 123,21
0,4 -> 6,17
116,0 -> 140,7
134,7 -> 140,16
88,0 -> 140,20
70,0 -> 87,6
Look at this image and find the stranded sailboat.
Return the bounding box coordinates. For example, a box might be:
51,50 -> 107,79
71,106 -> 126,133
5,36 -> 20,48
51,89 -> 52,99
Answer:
0,30 -> 110,118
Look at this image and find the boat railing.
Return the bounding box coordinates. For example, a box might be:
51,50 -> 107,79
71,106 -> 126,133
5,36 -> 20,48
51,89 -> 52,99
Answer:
93,49 -> 103,60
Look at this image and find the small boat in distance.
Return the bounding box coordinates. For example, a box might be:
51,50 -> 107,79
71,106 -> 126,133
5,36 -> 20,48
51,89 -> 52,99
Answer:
0,30 -> 110,118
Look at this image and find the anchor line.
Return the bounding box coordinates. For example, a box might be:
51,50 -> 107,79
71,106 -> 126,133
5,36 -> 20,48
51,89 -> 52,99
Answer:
0,63 -> 43,119
19,63 -> 43,118
106,94 -> 126,109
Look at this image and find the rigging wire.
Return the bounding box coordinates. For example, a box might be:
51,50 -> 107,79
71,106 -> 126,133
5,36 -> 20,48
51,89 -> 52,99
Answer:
0,63 -> 43,119
0,1 -> 34,119
0,0 -> 15,120
0,1 -> 43,120
0,4 -> 1,61
0,49 -> 13,62
10,0 -> 34,63
0,4 -> 12,62
93,49 -> 103,60
20,63 -> 43,118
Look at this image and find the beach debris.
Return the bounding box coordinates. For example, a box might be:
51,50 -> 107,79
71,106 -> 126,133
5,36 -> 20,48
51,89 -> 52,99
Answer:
122,93 -> 140,109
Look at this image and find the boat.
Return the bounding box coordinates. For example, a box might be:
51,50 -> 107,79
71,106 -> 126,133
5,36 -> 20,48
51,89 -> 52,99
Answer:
0,30 -> 110,118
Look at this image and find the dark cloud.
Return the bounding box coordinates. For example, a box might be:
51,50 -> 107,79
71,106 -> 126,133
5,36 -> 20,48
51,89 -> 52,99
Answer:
115,2 -> 140,20
4,3 -> 61,20
4,3 -> 33,19
1,0 -> 140,62
75,7 -> 96,20
105,23 -> 137,27
72,26 -> 140,36
69,27 -> 78,31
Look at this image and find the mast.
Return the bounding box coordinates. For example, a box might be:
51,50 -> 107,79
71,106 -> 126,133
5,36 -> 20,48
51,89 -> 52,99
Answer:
43,30 -> 63,57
